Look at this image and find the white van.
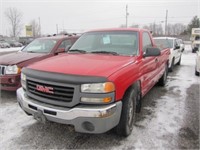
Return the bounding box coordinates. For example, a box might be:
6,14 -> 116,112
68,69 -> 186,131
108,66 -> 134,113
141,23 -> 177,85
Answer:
190,28 -> 200,53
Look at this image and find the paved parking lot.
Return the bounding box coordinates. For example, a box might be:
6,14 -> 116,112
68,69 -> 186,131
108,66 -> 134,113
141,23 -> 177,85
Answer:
0,45 -> 199,149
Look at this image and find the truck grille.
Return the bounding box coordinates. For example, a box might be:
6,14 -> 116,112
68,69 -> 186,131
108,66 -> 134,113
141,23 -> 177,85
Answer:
0,65 -> 6,75
27,79 -> 74,103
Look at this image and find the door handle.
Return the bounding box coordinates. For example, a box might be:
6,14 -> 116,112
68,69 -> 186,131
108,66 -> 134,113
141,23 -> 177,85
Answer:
155,58 -> 158,63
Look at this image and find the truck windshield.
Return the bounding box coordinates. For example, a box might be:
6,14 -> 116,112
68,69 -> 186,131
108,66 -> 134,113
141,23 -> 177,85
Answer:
69,31 -> 139,56
154,39 -> 173,49
22,39 -> 57,53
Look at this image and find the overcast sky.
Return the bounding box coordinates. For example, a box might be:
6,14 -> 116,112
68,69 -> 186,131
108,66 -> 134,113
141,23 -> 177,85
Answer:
0,0 -> 199,36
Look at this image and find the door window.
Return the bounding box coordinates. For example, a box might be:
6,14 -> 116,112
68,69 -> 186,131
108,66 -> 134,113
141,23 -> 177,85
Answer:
59,40 -> 72,49
142,32 -> 153,52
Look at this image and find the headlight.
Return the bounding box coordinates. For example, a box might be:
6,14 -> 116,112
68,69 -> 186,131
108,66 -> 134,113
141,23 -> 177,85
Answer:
5,65 -> 21,74
21,73 -> 26,89
81,82 -> 115,93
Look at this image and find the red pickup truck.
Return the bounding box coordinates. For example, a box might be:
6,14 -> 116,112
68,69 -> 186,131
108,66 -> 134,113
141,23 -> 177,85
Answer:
17,28 -> 170,136
0,35 -> 79,91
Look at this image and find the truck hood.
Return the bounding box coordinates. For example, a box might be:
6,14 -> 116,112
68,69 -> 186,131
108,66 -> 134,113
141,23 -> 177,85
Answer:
0,52 -> 46,65
29,53 -> 136,77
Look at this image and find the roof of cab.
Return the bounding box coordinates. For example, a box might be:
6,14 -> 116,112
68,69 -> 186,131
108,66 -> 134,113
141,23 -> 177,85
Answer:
85,28 -> 149,33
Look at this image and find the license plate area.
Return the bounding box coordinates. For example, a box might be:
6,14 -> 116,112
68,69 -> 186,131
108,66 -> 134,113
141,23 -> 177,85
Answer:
33,110 -> 47,124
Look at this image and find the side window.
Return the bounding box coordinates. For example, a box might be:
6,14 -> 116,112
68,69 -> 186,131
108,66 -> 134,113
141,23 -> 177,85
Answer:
58,40 -> 72,49
142,32 -> 153,52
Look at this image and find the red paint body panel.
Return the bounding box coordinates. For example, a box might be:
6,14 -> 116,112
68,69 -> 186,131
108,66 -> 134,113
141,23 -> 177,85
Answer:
0,74 -> 21,91
0,36 -> 79,91
30,53 -> 136,77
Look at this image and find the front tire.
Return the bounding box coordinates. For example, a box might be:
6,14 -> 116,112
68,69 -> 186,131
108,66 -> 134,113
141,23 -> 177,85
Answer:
116,87 -> 137,137
177,56 -> 181,65
195,67 -> 200,76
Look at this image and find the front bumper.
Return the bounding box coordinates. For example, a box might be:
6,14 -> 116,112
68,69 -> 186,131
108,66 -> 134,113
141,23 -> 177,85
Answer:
0,74 -> 21,91
17,88 -> 122,134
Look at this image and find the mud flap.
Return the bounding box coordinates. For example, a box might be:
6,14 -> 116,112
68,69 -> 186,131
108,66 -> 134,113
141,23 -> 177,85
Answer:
33,110 -> 47,124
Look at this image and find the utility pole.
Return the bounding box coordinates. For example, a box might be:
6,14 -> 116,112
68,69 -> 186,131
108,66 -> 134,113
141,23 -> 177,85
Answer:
126,5 -> 129,28
38,17 -> 41,37
165,10 -> 168,35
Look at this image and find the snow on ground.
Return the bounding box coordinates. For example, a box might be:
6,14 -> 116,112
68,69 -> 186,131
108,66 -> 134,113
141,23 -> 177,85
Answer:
0,47 -> 23,53
0,101 -> 36,149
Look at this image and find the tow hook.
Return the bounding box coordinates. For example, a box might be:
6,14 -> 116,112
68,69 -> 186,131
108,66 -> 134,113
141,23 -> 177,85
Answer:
33,110 -> 47,124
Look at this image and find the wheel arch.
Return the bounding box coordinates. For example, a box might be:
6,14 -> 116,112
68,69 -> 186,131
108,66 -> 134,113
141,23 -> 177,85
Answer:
122,80 -> 142,113
123,80 -> 141,97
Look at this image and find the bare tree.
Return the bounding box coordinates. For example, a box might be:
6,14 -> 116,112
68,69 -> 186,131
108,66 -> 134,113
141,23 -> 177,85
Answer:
167,23 -> 186,35
130,24 -> 139,28
30,19 -> 40,37
187,16 -> 200,33
119,24 -> 126,28
146,23 -> 164,35
4,7 -> 23,37
143,25 -> 150,30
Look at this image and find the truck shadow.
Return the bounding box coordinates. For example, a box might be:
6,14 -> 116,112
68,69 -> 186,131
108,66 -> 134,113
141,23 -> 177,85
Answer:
14,121 -> 124,149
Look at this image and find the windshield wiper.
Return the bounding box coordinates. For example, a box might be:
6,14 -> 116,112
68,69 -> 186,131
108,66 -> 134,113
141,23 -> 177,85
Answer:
91,51 -> 119,55
68,49 -> 87,53
26,51 -> 36,53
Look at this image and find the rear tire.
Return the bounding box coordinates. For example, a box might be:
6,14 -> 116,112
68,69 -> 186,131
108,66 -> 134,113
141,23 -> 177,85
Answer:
116,87 -> 137,137
158,63 -> 168,86
169,58 -> 174,72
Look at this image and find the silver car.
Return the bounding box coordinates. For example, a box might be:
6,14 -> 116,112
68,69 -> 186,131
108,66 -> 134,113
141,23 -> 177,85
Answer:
0,41 -> 10,48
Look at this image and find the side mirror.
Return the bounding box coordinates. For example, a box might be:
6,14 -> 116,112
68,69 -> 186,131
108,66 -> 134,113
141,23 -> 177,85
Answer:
143,47 -> 161,57
174,45 -> 180,50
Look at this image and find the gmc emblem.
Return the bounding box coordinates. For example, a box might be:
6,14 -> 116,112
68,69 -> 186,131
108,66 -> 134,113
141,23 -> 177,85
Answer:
36,85 -> 54,94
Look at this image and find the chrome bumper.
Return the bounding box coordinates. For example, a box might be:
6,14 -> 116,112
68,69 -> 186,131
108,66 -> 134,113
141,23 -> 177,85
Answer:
17,87 -> 122,133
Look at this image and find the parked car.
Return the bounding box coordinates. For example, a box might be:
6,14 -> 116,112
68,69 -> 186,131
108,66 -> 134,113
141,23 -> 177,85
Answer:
154,37 -> 182,72
195,45 -> 200,76
11,41 -> 23,47
5,40 -> 23,47
0,41 -> 10,48
19,37 -> 35,45
17,28 -> 170,136
0,35 -> 79,91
